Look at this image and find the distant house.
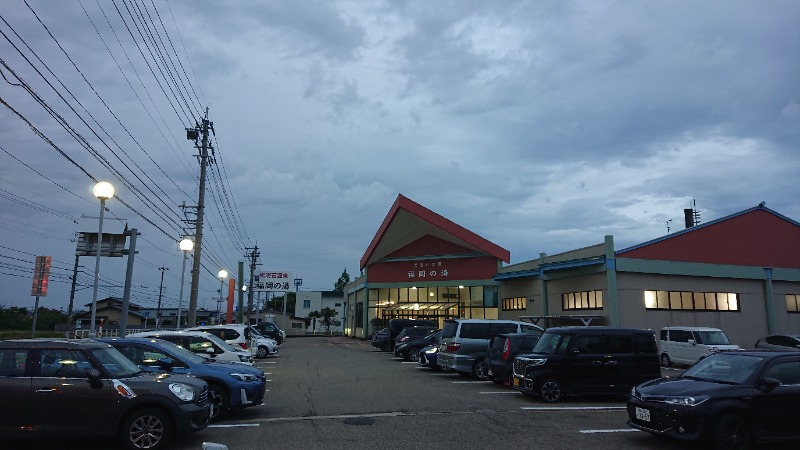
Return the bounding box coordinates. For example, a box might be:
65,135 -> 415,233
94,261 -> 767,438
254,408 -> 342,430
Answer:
74,297 -> 146,330
296,290 -> 345,334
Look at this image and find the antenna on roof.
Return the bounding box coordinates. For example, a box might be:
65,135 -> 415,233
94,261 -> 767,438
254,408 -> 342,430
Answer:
683,199 -> 701,229
664,219 -> 672,233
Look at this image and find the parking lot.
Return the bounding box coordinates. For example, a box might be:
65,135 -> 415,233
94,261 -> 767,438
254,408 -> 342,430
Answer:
10,336 -> 793,450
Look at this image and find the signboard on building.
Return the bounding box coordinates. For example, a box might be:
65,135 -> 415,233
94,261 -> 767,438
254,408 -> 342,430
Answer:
254,270 -> 293,292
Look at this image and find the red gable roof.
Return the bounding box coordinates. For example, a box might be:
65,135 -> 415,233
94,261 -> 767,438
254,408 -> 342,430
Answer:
360,194 -> 510,270
617,205 -> 800,269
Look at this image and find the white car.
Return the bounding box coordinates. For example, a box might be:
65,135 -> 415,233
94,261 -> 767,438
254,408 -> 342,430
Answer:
187,324 -> 279,359
127,330 -> 255,365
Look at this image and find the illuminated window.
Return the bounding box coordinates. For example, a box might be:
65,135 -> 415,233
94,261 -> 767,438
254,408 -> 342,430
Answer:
643,290 -> 740,312
502,297 -> 527,311
562,291 -> 603,310
787,295 -> 800,313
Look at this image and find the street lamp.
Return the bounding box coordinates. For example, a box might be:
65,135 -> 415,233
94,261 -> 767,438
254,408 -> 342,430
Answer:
176,238 -> 194,329
89,181 -> 114,338
218,269 -> 228,324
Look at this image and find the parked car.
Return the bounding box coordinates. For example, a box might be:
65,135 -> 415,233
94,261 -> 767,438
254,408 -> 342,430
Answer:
128,330 -> 254,365
371,328 -> 389,351
385,319 -> 437,352
628,351 -> 800,449
394,329 -> 441,362
417,344 -> 443,370
393,326 -> 438,355
754,334 -> 800,352
512,327 -> 661,402
252,321 -> 285,344
659,326 -> 741,367
0,339 -> 210,450
99,337 -> 267,421
438,319 -> 543,378
187,324 -> 278,358
483,332 -> 542,385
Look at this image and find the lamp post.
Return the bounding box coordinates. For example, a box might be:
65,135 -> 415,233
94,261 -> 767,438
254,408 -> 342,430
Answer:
89,181 -> 114,338
176,238 -> 194,329
217,269 -> 228,324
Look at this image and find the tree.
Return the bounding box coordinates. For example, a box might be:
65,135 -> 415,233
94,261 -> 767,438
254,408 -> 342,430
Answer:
318,307 -> 340,334
307,310 -> 322,334
333,268 -> 350,293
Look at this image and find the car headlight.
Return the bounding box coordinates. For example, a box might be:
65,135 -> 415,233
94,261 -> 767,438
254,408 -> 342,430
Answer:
527,358 -> 547,366
709,347 -> 719,353
238,354 -> 253,362
169,383 -> 196,402
425,348 -> 437,354
230,372 -> 259,382
664,395 -> 709,406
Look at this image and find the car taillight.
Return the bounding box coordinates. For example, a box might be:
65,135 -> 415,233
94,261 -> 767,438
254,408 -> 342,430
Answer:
446,343 -> 461,352
502,338 -> 511,361
239,343 -> 248,350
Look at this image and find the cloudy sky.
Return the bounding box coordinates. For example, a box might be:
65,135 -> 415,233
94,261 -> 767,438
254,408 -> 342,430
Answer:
1,1 -> 798,315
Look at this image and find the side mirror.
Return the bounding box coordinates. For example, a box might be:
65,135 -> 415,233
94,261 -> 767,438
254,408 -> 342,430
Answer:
205,347 -> 216,355
758,377 -> 781,392
86,368 -> 101,381
157,358 -> 174,371
688,339 -> 696,346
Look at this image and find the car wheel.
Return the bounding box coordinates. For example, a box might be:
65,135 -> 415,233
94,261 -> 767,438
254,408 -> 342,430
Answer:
256,346 -> 268,358
121,407 -> 173,450
208,383 -> 230,421
538,379 -> 563,403
472,359 -> 487,380
406,347 -> 420,362
713,414 -> 750,450
660,353 -> 672,368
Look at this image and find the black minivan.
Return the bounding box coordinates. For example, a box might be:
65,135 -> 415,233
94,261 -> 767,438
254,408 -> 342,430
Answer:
512,327 -> 661,402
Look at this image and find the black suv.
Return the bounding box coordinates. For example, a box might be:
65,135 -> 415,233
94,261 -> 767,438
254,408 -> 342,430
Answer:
0,339 -> 210,450
252,321 -> 284,344
512,327 -> 661,402
394,328 -> 441,361
384,319 -> 436,352
483,332 -> 542,385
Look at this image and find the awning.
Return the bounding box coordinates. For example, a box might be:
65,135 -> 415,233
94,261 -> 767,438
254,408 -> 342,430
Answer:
380,302 -> 458,312
518,315 -> 604,326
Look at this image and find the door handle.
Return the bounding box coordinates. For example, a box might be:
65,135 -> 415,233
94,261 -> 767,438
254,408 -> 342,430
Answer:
36,388 -> 57,393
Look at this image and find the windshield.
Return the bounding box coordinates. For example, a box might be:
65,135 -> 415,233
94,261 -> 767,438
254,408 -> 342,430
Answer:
149,339 -> 207,364
202,333 -> 242,352
89,347 -> 142,378
682,353 -> 764,384
695,330 -> 732,345
531,331 -> 571,355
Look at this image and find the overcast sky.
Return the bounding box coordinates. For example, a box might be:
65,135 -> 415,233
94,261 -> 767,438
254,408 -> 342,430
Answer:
1,1 -> 798,315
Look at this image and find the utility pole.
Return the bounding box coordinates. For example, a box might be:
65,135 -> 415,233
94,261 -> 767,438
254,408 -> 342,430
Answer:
245,245 -> 260,324
186,108 -> 213,327
156,266 -> 168,327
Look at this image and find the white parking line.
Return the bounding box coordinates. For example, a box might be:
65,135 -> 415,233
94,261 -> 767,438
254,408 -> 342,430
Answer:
401,361 -> 417,364
580,429 -> 641,434
520,406 -> 626,411
208,423 -> 261,428
479,391 -> 522,395
452,380 -> 493,384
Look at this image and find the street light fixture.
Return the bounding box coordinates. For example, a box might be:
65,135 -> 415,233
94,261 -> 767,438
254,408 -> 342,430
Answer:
218,269 -> 228,324
89,181 -> 114,338
176,238 -> 194,328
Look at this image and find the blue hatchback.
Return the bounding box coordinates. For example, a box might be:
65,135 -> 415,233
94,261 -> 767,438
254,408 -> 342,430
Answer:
98,337 -> 266,421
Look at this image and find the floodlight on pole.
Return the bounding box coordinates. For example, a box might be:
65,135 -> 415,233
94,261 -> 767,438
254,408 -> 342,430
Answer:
89,181 -> 114,338
176,238 -> 194,329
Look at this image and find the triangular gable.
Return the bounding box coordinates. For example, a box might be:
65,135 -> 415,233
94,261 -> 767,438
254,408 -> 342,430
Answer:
360,194 -> 510,269
617,205 -> 800,269
386,235 -> 478,259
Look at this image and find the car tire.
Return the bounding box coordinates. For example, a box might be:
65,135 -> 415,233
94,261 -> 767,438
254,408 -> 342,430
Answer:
660,353 -> 672,368
121,407 -> 173,450
538,379 -> 563,403
406,347 -> 420,362
472,359 -> 487,380
713,413 -> 750,450
208,383 -> 230,421
256,346 -> 269,358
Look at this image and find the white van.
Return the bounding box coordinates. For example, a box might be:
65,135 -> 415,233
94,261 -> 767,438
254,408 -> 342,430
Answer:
658,326 -> 740,367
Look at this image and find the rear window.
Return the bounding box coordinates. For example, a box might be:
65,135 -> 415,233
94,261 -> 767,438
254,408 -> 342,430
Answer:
490,323 -> 519,335
634,333 -> 658,353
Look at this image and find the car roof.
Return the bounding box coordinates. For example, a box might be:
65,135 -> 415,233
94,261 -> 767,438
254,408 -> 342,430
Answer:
662,326 -> 722,331
543,326 -> 654,333
129,330 -> 216,338
0,338 -> 109,349
713,350 -> 798,359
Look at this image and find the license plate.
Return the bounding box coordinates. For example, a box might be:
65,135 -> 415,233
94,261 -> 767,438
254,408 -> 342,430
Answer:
513,377 -> 520,387
635,407 -> 650,422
